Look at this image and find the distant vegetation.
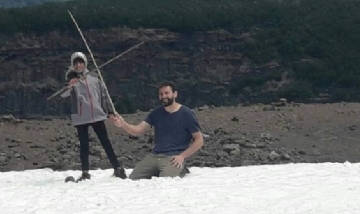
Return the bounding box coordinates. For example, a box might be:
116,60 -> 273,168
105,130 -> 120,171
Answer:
1,0 -> 360,103
0,0 -> 73,8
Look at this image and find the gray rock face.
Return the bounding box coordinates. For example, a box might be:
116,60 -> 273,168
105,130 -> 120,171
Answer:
0,28 -> 303,119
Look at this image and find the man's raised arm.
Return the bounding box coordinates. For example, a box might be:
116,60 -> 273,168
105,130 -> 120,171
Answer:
122,121 -> 150,136
113,116 -> 151,136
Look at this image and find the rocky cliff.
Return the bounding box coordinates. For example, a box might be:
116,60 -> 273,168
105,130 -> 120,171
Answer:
1,0 -> 360,119
0,27 -> 285,118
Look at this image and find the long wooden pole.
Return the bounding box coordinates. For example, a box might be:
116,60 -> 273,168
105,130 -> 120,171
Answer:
68,10 -> 117,113
47,11 -> 144,103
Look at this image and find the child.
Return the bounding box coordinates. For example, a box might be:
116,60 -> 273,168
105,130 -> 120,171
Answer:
61,52 -> 126,181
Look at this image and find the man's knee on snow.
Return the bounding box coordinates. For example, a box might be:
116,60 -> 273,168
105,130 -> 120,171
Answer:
128,172 -> 152,180
128,154 -> 159,180
129,154 -> 191,180
128,166 -> 158,180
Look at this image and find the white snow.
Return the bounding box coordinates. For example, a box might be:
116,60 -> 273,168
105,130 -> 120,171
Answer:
0,162 -> 359,214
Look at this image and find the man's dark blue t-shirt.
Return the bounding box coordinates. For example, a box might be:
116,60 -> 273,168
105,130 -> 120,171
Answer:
144,105 -> 201,156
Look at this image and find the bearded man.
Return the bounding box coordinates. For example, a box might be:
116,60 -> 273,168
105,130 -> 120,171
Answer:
113,81 -> 204,180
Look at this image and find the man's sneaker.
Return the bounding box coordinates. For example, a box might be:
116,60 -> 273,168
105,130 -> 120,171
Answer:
114,167 -> 127,179
184,166 -> 190,174
179,166 -> 190,178
76,171 -> 91,182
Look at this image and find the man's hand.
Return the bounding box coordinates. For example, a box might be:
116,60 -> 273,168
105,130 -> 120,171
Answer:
113,114 -> 125,128
171,155 -> 185,168
109,114 -> 116,122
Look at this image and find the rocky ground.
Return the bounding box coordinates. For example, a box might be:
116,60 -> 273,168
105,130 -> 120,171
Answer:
1,101 -> 360,173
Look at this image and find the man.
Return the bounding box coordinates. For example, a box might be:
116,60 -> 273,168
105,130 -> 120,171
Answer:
113,81 -> 204,180
61,52 -> 127,181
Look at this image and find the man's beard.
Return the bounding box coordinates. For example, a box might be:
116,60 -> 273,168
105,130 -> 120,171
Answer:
161,97 -> 174,107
